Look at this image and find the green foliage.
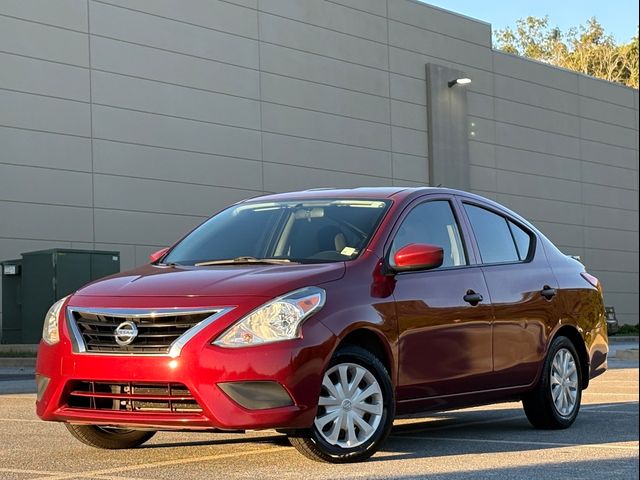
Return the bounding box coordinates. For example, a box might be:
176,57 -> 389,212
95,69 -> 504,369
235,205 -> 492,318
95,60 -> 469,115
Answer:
614,324 -> 640,336
494,16 -> 639,88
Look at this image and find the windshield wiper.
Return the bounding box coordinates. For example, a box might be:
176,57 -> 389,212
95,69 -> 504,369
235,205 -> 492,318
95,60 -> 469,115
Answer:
194,256 -> 298,266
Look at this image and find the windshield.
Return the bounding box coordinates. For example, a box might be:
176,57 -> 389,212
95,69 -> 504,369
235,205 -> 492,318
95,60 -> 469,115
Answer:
162,199 -> 391,266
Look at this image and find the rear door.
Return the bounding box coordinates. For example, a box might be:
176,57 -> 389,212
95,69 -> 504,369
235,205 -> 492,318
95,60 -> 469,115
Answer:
392,197 -> 494,402
460,201 -> 559,387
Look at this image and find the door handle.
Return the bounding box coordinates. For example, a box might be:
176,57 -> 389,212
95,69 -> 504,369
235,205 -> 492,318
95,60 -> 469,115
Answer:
463,290 -> 483,306
541,285 -> 556,300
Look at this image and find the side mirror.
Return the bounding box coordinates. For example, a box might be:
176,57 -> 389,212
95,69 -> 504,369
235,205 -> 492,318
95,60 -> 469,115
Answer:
149,247 -> 170,264
393,243 -> 444,272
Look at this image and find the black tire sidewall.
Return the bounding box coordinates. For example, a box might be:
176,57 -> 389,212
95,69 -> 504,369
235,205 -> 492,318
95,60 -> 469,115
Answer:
306,346 -> 395,462
542,337 -> 582,427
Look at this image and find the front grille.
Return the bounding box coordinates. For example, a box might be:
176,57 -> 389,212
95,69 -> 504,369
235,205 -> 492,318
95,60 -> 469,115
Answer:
66,381 -> 202,413
70,309 -> 218,354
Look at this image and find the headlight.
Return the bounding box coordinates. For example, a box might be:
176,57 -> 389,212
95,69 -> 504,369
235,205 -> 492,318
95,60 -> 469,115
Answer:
42,296 -> 69,345
213,287 -> 325,348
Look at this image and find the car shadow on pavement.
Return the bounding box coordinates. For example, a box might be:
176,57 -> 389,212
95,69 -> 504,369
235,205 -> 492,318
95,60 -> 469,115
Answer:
140,432 -> 288,449
373,401 -> 639,462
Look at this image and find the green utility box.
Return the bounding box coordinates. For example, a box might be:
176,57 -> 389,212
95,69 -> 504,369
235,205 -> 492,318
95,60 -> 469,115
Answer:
1,259 -> 23,343
2,249 -> 120,344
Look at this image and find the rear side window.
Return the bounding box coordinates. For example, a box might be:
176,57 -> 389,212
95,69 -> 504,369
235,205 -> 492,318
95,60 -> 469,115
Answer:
463,204 -> 519,264
390,200 -> 467,268
508,220 -> 532,261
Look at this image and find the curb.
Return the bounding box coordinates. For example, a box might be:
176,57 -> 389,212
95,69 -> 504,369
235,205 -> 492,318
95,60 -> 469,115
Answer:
615,349 -> 639,361
609,336 -> 639,344
0,357 -> 36,368
0,344 -> 39,354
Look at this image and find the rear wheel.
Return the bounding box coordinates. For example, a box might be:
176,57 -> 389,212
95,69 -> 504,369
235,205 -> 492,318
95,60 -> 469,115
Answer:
523,336 -> 582,429
289,345 -> 394,463
65,424 -> 156,449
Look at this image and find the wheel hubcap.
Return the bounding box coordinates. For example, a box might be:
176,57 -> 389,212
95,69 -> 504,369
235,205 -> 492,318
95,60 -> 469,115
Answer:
550,348 -> 579,416
314,362 -> 383,448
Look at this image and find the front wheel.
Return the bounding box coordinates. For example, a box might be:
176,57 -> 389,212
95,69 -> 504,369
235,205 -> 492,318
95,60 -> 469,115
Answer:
65,424 -> 156,449
523,336 -> 582,429
289,345 -> 394,463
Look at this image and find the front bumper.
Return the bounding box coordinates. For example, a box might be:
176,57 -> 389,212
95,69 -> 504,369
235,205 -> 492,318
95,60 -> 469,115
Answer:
35,297 -> 337,431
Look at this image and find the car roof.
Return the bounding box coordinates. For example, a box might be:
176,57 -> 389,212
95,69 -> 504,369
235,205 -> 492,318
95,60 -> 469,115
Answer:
242,186 -> 460,202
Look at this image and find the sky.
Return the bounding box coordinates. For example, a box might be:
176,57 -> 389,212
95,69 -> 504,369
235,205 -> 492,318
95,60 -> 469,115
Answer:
424,0 -> 639,43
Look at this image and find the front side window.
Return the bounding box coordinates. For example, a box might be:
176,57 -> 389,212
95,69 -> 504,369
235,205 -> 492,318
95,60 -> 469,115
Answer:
163,199 -> 391,265
389,200 -> 467,269
463,204 -> 520,264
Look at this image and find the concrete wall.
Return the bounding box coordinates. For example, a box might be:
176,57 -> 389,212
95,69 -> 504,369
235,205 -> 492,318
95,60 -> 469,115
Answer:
0,0 -> 638,330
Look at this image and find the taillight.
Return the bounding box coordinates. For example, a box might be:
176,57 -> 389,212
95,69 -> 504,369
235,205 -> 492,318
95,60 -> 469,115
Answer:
581,272 -> 600,288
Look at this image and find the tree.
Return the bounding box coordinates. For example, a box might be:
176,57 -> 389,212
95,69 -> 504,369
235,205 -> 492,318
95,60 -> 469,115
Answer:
494,16 -> 639,88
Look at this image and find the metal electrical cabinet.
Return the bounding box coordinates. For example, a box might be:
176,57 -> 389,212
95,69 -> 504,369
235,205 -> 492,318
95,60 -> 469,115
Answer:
2,249 -> 120,344
1,259 -> 23,344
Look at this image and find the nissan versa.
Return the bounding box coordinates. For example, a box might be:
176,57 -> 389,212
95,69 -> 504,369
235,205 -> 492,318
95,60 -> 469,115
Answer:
36,187 -> 608,463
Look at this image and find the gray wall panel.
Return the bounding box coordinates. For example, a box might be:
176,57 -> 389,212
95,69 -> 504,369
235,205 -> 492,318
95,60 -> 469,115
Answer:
493,74 -> 579,115
0,52 -> 90,101
92,140 -> 263,191
327,0 -> 387,17
260,43 -> 389,97
578,75 -> 635,107
391,100 -> 427,130
260,0 -> 388,43
493,51 -> 578,93
494,145 -> 582,182
91,71 -> 261,130
468,141 -> 496,168
263,162 -> 388,192
0,0 -> 88,31
90,37 -> 260,99
392,126 -> 428,157
388,0 -> 491,47
0,201 -> 93,242
261,133 -> 392,178
261,103 -> 391,150
389,20 -> 492,71
580,96 -> 636,129
389,47 -> 495,96
0,126 -> 91,171
495,122 -> 580,159
580,118 -> 638,150
92,105 -> 262,160
90,2 -> 259,69
97,0 -> 259,38
93,175 -> 253,217
392,153 -> 429,183
494,97 -> 580,138
0,164 -> 92,207
261,72 -> 390,123
0,90 -> 90,136
259,12 -> 388,69
0,15 -> 89,67
94,209 -> 203,246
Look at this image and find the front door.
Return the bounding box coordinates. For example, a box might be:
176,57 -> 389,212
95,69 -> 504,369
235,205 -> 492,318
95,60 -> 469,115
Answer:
391,199 -> 494,403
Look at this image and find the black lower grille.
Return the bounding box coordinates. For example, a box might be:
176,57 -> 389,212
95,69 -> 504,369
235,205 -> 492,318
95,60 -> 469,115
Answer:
70,309 -> 217,354
66,381 -> 202,413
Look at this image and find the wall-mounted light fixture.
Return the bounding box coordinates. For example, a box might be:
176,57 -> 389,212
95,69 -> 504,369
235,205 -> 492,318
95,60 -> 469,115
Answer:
447,77 -> 472,88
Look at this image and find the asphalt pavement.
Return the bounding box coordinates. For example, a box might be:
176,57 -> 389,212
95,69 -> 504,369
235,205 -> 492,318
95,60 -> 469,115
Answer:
0,347 -> 637,480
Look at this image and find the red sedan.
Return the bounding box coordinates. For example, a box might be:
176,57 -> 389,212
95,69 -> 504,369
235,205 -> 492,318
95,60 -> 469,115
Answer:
36,187 -> 608,462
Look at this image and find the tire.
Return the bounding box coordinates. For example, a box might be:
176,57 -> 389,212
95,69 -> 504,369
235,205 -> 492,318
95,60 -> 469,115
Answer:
523,336 -> 582,429
65,424 -> 156,449
289,345 -> 394,463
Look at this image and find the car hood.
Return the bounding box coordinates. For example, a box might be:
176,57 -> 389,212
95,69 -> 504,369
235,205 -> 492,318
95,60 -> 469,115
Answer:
73,262 -> 346,298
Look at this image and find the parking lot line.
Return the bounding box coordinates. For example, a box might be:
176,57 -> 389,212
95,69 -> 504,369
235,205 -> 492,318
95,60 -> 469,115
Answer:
393,434 -> 640,451
25,445 -> 288,480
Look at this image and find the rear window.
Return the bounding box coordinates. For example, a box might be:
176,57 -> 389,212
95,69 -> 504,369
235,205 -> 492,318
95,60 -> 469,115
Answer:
463,204 -> 519,264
